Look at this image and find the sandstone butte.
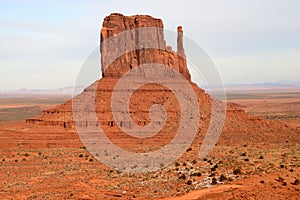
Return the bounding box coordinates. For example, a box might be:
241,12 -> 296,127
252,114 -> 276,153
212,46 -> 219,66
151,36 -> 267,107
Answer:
26,13 -> 298,153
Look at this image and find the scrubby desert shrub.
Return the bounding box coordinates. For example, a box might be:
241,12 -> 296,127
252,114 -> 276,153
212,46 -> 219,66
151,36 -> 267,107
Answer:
233,168 -> 241,175
219,174 -> 227,182
211,177 -> 217,185
186,180 -> 192,185
178,174 -> 186,180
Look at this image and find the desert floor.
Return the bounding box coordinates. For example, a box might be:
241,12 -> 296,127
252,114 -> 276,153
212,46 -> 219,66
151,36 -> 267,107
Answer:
0,91 -> 299,199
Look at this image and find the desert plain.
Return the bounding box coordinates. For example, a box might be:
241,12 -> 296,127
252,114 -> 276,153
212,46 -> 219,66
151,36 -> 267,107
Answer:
0,88 -> 299,200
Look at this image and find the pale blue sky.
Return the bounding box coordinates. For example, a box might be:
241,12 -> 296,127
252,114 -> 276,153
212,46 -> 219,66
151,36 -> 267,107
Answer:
0,0 -> 299,90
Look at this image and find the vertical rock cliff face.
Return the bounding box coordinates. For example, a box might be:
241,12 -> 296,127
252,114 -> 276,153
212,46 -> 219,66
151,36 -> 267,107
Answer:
100,13 -> 191,80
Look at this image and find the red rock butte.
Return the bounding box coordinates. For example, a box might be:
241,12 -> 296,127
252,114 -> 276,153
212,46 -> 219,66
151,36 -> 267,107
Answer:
2,13 -> 299,200
26,13 -> 298,150
100,13 -> 190,79
26,13 -> 192,130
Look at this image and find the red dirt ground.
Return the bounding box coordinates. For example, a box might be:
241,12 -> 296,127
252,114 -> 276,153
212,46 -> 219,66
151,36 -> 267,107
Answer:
0,91 -> 299,199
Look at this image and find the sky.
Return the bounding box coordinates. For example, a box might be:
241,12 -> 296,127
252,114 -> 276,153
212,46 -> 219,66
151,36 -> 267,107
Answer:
0,0 -> 299,90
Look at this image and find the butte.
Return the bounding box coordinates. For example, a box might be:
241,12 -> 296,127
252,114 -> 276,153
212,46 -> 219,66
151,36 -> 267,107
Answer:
26,13 -> 299,156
